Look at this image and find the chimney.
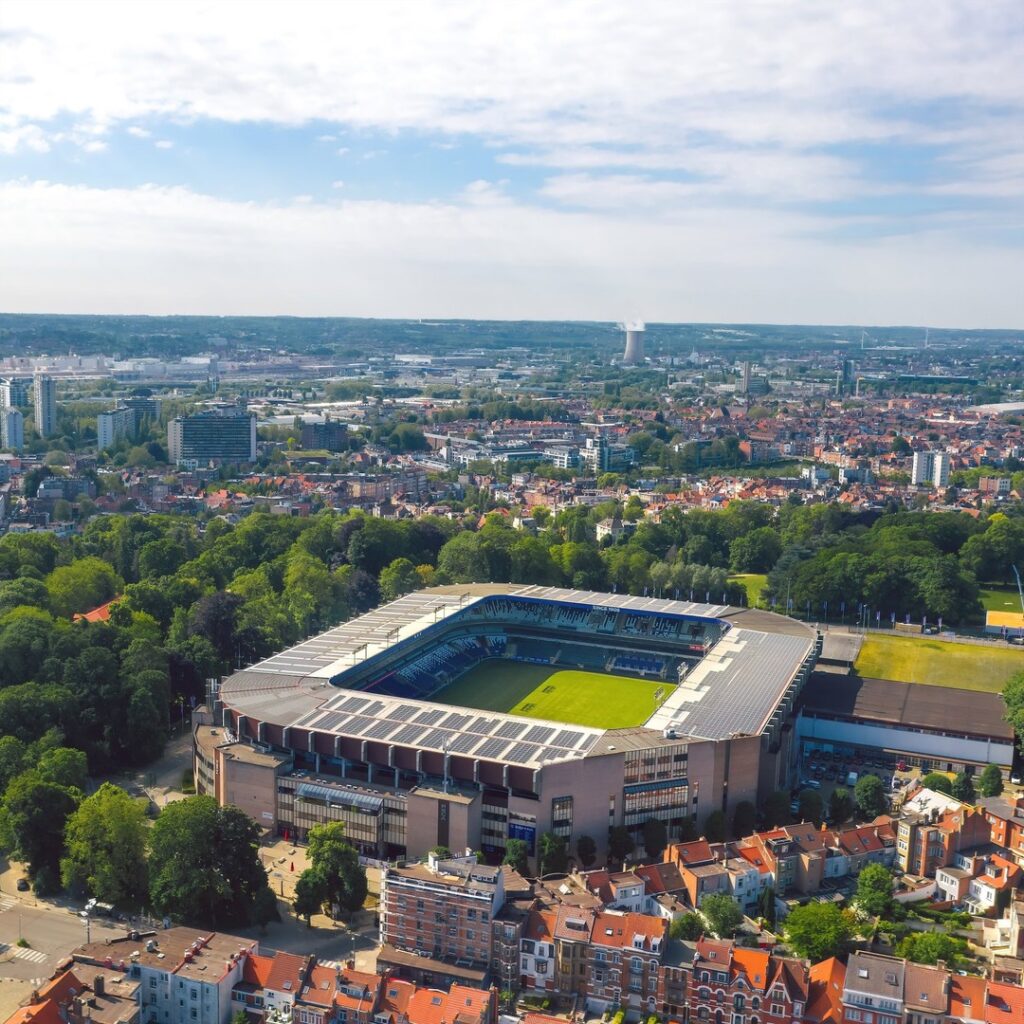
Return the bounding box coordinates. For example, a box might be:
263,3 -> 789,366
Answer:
93,976 -> 105,998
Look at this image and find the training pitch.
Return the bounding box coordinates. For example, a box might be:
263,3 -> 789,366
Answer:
854,633 -> 1021,692
434,659 -> 675,729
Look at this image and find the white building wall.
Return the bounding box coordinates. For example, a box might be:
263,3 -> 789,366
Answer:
797,713 -> 1013,769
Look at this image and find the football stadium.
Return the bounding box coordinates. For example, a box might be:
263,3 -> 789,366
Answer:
197,585 -> 819,865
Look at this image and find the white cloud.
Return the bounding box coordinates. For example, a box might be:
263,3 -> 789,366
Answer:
0,179 -> 1020,327
336,146 -> 349,156
126,125 -> 151,139
331,180 -> 345,189
154,139 -> 173,149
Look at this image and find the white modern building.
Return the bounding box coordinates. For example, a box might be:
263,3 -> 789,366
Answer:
97,406 -> 136,451
32,372 -> 58,437
911,449 -> 951,488
0,408 -> 24,451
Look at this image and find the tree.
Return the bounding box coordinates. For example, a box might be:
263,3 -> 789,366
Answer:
856,863 -> 894,917
502,839 -> 529,874
45,557 -> 123,618
784,903 -> 854,960
704,810 -> 727,843
576,835 -> 597,869
952,771 -> 976,803
700,893 -> 743,938
762,790 -> 792,828
896,930 -> 967,966
253,885 -> 280,930
731,801 -> 756,839
148,796 -> 273,926
293,869 -> 327,925
670,913 -> 704,940
61,783 -> 149,906
37,747 -> 88,791
757,885 -> 777,930
978,764 -> 1004,798
538,832 -> 569,875
0,771 -> 80,890
921,772 -> 953,796
306,822 -> 367,917
854,774 -> 888,818
608,826 -> 635,864
642,818 -> 668,860
379,558 -> 420,602
829,787 -> 854,825
1004,671 -> 1024,750
798,789 -> 824,825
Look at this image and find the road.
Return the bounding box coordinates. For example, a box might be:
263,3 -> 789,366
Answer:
0,891 -> 112,986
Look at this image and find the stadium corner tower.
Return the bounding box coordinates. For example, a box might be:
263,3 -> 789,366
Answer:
200,586 -> 819,864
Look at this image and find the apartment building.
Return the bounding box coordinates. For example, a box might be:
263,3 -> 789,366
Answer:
32,373 -> 58,437
0,407 -> 23,450
98,406 -> 136,450
167,408 -> 257,466
378,853 -> 506,988
896,805 -> 990,877
73,930 -> 258,1024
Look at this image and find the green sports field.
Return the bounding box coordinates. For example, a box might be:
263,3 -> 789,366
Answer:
980,585 -> 1024,614
434,659 -> 674,729
854,633 -> 1022,693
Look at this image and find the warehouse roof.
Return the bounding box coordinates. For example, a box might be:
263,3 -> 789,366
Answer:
798,673 -> 1012,741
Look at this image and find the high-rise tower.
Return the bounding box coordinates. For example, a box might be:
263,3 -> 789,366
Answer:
33,373 -> 57,437
621,320 -> 645,365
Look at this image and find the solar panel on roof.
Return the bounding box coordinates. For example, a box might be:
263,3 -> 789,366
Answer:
475,738 -> 509,760
391,724 -> 427,746
363,720 -> 399,740
389,704 -> 419,721
423,729 -> 456,753
362,700 -> 386,716
440,712 -> 471,730
345,716 -> 376,735
523,725 -> 555,744
338,696 -> 370,713
312,711 -> 347,732
467,716 -> 498,735
495,721 -> 527,740
415,708 -> 445,726
506,742 -> 540,764
551,729 -> 582,748
448,733 -> 480,755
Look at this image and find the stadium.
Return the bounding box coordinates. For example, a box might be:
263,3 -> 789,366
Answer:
196,585 -> 820,865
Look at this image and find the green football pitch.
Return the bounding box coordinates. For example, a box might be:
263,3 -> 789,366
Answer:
434,659 -> 675,729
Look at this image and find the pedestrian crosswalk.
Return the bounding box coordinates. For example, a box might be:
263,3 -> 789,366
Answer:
0,942 -> 49,964
0,897 -> 16,913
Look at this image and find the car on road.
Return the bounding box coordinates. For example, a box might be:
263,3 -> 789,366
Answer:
16,878 -> 29,891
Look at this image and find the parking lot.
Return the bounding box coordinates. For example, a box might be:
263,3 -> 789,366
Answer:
795,746 -> 914,821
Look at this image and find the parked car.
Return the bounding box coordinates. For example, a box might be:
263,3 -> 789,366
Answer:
16,878 -> 29,892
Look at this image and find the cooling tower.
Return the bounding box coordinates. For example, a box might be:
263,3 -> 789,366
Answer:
622,320 -> 645,365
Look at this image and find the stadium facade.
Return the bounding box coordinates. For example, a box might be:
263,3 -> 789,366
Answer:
195,585 -> 819,865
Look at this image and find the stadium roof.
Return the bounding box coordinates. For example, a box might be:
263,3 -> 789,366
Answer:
219,585 -> 817,766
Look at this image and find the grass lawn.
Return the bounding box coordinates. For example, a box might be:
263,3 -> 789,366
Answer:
854,633 -> 1022,692
730,573 -> 768,606
979,585 -> 1024,614
435,659 -> 675,729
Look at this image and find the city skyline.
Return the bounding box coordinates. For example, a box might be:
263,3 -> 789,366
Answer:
1,2 -> 1023,326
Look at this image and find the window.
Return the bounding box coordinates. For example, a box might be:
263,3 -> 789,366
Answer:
190,1012 -> 197,1021
732,995 -> 744,1011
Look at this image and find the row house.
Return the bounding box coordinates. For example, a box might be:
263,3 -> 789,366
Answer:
936,853 -> 1022,915
687,940 -> 808,1024
584,910 -> 668,1018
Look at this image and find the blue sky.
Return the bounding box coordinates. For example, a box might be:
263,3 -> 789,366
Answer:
1,1 -> 1023,326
